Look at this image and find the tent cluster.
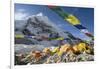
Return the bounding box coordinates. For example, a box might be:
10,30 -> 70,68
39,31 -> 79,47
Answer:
15,42 -> 94,65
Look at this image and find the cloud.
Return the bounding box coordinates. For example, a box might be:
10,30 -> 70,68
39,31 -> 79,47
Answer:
17,9 -> 26,12
15,9 -> 29,20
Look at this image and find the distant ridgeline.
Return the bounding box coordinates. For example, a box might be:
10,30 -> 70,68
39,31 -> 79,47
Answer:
15,13 -> 88,45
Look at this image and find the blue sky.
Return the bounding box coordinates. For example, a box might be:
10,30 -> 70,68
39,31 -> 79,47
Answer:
15,3 -> 94,40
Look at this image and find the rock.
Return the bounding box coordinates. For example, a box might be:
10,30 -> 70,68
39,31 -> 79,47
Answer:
45,54 -> 61,63
76,52 -> 94,61
15,54 -> 28,65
